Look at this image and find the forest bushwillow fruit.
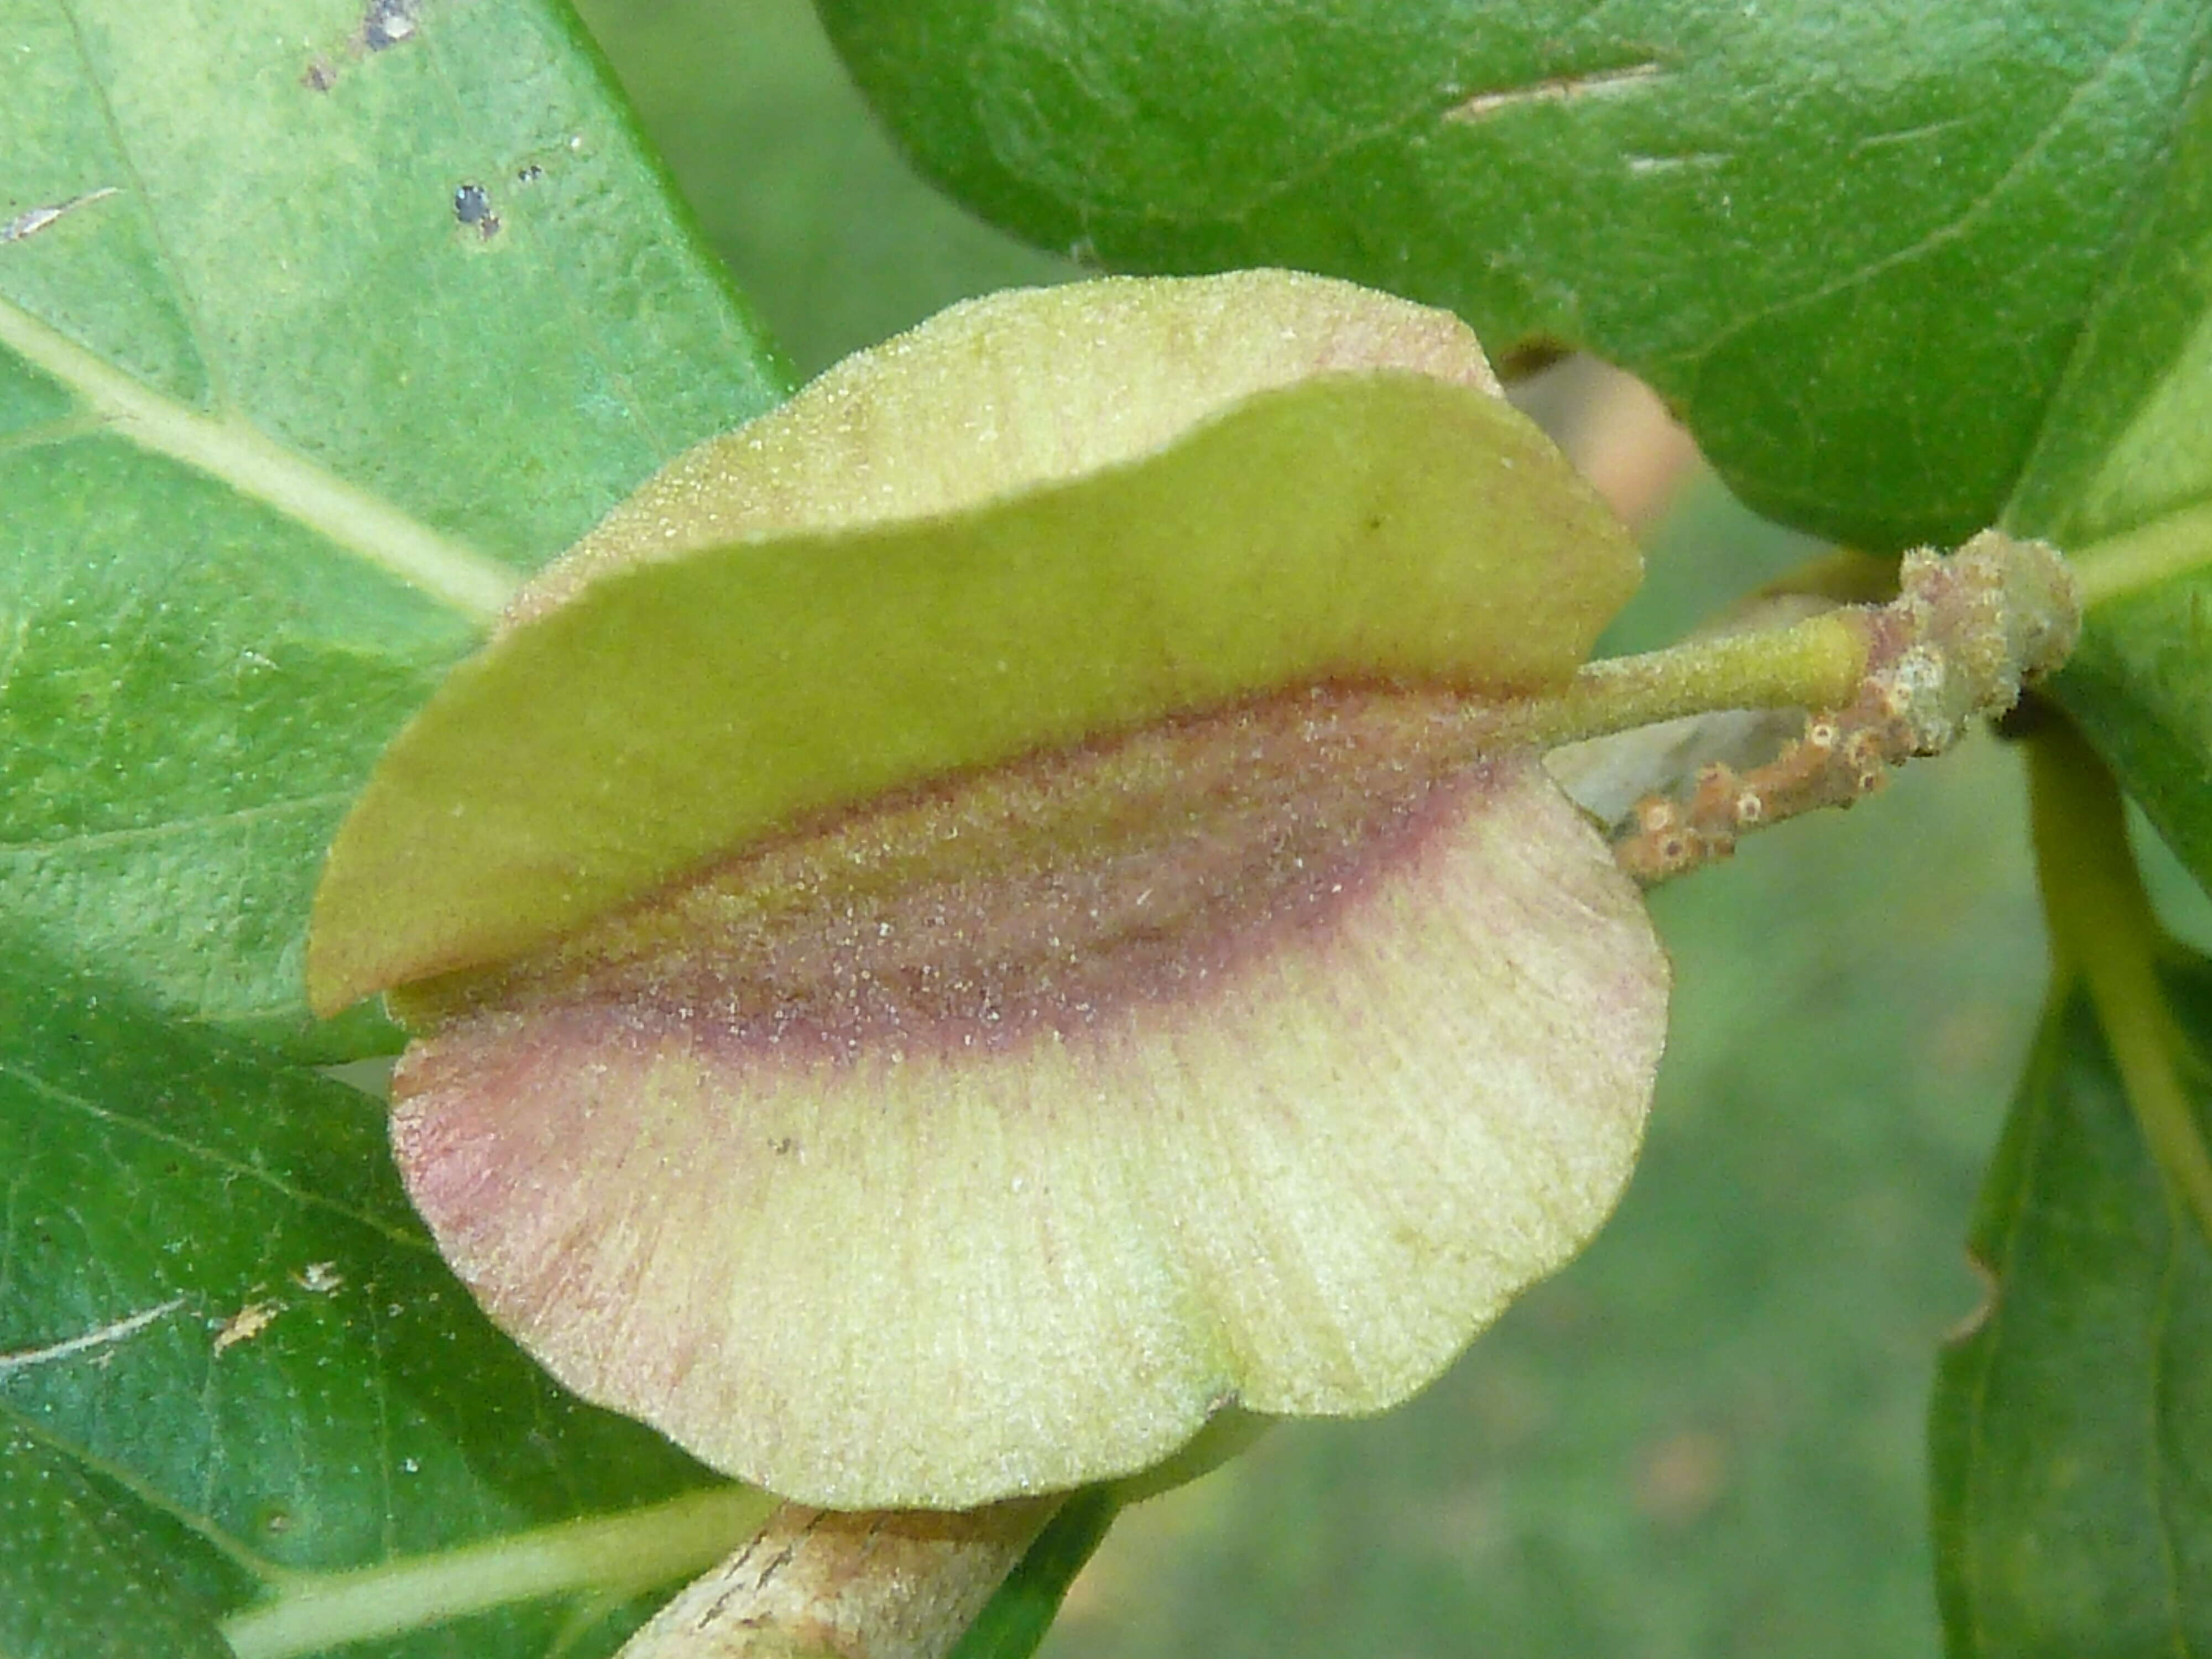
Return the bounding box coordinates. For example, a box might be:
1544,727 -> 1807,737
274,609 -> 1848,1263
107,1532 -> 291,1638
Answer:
308,269 -> 1678,1510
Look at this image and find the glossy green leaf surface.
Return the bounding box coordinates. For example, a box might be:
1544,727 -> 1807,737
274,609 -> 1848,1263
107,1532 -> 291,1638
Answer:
818,0 -> 2211,554
1930,969 -> 2212,1656
948,1489 -> 1120,1659
0,0 -> 787,1055
0,948 -> 752,1657
0,1426 -> 234,1659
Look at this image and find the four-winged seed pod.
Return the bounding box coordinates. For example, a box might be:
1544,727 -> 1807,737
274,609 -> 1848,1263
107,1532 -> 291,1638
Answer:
308,270 -> 1671,1510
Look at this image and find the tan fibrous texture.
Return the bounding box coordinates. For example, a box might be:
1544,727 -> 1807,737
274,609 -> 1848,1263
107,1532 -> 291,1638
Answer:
615,1500 -> 1055,1659
392,686 -> 1668,1508
1615,530 -> 2079,883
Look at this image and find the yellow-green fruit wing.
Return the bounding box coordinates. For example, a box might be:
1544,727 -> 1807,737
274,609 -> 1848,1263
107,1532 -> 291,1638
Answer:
309,272 -> 1639,1011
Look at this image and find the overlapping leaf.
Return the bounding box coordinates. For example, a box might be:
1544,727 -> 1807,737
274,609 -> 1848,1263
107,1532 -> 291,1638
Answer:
0,0 -> 787,1056
1931,966 -> 2212,1656
0,948 -> 755,1657
2,0 -> 793,1649
2005,65 -> 2212,894
818,0 -> 2212,900
818,0 -> 2211,554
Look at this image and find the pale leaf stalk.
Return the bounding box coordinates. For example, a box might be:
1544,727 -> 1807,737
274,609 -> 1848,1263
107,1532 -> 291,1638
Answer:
2028,721 -> 2212,1248
220,1486 -> 775,1659
2070,498 -> 2212,608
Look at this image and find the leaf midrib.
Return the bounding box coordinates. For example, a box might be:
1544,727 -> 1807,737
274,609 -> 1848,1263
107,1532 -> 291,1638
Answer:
0,1057 -> 431,1252
0,291 -> 519,625
0,1397 -> 284,1587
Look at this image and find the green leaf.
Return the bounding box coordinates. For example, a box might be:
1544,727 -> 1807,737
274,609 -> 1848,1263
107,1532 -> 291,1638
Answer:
817,0 -> 2212,552
0,946 -> 757,1657
2050,573 -> 2212,898
2010,60 -> 2212,896
2005,75 -> 2212,552
1929,967 -> 2212,1656
0,0 -> 787,1056
0,1427 -> 234,1659
945,1487 -> 1120,1659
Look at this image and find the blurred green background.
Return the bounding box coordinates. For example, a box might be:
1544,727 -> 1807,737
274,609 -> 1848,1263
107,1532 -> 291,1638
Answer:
565,4 -> 2064,1653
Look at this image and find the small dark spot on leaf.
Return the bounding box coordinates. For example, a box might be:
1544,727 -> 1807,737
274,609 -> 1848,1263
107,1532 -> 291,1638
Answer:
453,183 -> 501,239
362,0 -> 418,50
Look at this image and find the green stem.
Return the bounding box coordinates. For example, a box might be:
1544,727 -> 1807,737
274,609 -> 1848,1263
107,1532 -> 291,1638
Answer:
218,1485 -> 775,1659
1499,609 -> 1871,754
2028,722 -> 2212,1245
2069,498 -> 2212,609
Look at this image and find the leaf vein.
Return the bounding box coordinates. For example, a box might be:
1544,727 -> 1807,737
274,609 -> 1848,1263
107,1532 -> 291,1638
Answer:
53,0 -> 229,410
0,1061 -> 429,1253
0,293 -> 519,623
0,1396 -> 285,1584
1663,1 -> 2168,369
0,790 -> 355,857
